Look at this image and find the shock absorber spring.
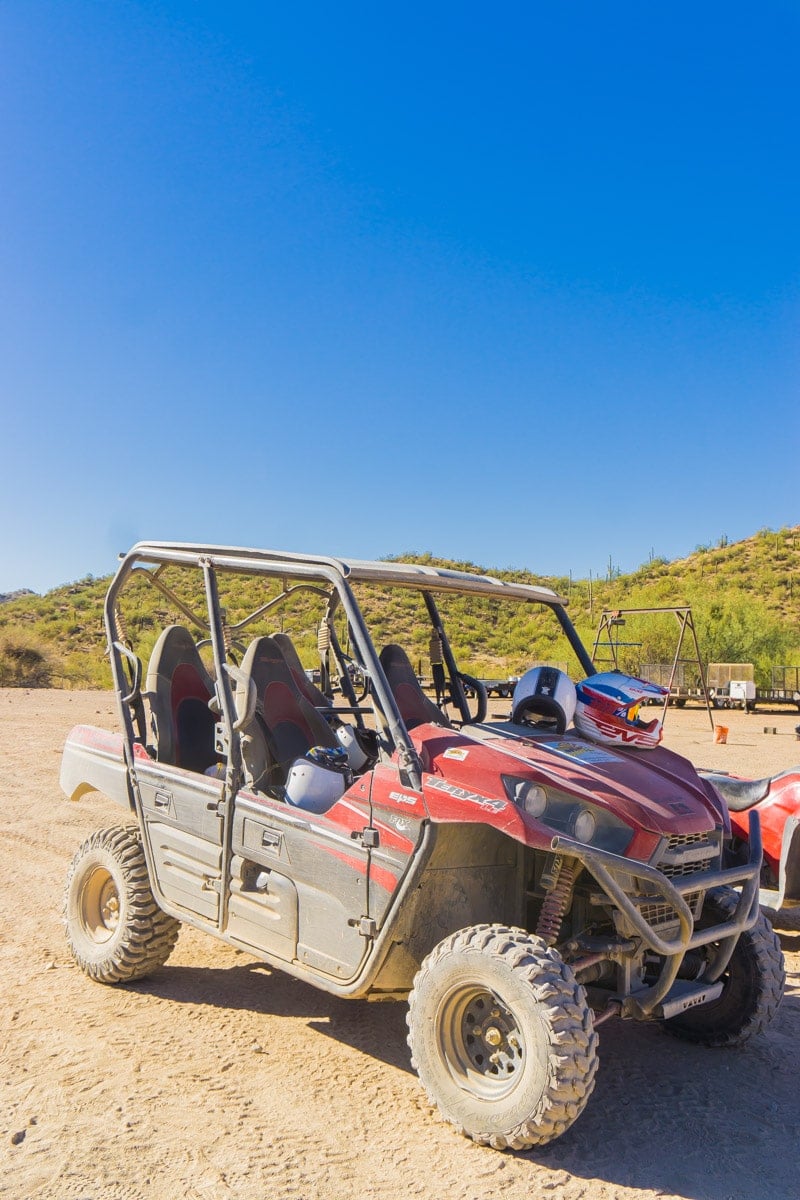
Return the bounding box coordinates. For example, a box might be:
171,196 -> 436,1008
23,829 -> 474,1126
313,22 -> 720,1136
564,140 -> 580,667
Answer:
317,619 -> 331,656
115,605 -> 131,647
536,855 -> 580,947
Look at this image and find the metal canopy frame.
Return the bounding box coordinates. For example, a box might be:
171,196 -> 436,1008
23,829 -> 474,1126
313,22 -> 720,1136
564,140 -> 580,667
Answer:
121,541 -> 567,605
105,542 -> 592,797
592,606 -> 715,731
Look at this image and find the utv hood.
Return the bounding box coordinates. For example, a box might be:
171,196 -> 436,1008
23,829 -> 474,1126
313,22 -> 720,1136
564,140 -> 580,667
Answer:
411,721 -> 726,841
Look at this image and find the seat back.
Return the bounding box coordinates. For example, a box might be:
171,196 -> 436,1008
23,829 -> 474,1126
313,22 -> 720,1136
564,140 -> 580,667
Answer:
272,632 -> 329,709
145,625 -> 217,772
237,636 -> 339,788
379,644 -> 452,730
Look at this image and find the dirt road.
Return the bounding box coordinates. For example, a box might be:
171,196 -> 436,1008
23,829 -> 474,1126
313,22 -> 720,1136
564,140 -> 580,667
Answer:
2,690 -> 799,1200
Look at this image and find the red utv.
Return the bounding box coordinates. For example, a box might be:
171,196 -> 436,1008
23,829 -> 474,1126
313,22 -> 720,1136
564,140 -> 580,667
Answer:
60,543 -> 784,1151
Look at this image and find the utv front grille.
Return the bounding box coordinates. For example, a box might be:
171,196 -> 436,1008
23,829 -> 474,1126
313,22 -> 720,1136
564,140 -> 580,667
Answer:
658,831 -> 720,877
637,900 -> 677,926
664,832 -> 711,849
635,830 -> 722,928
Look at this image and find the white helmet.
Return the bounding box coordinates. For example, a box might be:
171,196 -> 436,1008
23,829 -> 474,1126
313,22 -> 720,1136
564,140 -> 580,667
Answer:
285,745 -> 351,813
512,667 -> 577,734
574,672 -> 667,750
335,724 -> 370,770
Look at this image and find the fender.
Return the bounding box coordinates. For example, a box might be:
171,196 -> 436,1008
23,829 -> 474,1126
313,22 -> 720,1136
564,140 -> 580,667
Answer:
61,724 -> 136,810
703,766 -> 800,909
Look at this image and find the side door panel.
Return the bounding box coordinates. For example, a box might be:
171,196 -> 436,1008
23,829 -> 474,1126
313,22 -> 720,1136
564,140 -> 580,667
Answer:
135,762 -> 224,922
230,785 -> 370,980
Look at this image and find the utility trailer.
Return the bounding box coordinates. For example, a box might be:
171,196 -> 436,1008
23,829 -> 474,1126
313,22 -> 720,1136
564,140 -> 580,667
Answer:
708,665 -> 800,712
641,662 -> 705,707
478,677 -> 518,698
754,667 -> 800,712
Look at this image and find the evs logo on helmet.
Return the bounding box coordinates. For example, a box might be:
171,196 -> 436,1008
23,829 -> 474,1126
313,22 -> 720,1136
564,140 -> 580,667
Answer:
574,672 -> 668,751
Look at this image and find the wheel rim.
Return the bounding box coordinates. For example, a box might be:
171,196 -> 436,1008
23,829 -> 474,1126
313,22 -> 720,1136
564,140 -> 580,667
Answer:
436,984 -> 525,1099
78,867 -> 121,943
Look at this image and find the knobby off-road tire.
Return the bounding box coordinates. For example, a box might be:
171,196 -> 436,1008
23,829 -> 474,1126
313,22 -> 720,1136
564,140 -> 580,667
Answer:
406,924 -> 599,1150
64,825 -> 180,984
664,885 -> 785,1047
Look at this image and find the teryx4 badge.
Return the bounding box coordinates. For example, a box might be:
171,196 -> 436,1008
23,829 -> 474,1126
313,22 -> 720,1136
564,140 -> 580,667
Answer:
426,777 -> 507,813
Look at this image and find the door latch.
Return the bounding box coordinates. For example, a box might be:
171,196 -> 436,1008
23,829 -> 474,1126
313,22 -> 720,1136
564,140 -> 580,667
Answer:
351,826 -> 380,848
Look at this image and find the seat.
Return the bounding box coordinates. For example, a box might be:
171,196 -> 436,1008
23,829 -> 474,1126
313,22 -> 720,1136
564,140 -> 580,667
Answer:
702,772 -> 772,812
272,632 -> 329,709
145,625 -> 218,772
236,635 -> 339,790
379,644 -> 452,731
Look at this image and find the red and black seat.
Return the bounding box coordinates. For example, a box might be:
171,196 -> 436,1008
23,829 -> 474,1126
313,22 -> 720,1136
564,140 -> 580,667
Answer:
272,632 -> 329,710
145,625 -> 218,772
237,636 -> 339,789
379,644 -> 452,731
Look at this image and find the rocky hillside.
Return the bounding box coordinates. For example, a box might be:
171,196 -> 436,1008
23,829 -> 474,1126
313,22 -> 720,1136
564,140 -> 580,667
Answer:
0,527 -> 798,687
0,588 -> 36,605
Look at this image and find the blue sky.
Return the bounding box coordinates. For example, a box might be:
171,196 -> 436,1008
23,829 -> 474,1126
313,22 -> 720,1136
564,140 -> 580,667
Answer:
1,1 -> 798,594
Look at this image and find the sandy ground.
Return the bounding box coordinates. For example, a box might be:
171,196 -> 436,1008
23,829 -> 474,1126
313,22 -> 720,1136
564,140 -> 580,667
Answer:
1,689 -> 799,1200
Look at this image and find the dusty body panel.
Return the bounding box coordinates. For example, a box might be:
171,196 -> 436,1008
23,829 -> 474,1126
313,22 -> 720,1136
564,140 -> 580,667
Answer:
61,725 -> 132,807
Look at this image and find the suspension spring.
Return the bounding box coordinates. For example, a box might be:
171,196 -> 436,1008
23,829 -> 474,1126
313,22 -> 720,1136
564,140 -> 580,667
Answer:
115,606 -> 131,647
536,855 -> 580,947
317,619 -> 331,656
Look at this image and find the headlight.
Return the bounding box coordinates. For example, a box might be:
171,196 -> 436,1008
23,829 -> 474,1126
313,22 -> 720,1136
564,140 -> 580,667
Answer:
504,777 -> 547,817
571,808 -> 596,842
502,775 -> 633,853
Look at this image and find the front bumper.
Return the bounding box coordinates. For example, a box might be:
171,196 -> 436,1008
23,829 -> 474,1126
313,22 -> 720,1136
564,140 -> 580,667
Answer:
551,809 -> 763,1018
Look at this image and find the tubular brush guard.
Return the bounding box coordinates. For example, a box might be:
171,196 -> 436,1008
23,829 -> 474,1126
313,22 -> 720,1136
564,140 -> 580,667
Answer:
551,808 -> 763,1018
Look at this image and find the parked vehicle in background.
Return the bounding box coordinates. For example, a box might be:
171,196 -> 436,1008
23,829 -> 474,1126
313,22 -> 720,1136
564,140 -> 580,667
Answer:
60,543 -> 784,1150
702,766 -> 800,911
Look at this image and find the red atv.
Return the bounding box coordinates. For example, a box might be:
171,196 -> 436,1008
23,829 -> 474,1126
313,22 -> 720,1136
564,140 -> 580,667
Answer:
701,767 -> 800,910
60,543 -> 784,1151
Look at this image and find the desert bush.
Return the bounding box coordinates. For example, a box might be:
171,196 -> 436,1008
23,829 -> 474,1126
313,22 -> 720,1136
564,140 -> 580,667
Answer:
0,638 -> 56,687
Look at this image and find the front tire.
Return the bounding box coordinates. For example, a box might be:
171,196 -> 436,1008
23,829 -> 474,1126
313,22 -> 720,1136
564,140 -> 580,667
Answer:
64,825 -> 180,984
406,924 -> 599,1149
664,886 -> 785,1046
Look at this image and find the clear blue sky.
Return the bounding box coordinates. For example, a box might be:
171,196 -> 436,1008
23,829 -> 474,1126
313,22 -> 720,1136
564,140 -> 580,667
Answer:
1,1 -> 798,594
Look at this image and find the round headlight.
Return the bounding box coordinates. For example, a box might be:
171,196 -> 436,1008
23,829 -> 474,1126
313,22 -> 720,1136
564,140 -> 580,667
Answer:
515,781 -> 547,817
571,807 -> 596,842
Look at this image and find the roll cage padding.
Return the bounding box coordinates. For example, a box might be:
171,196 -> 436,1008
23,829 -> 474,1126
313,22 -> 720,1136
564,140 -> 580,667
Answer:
145,625 -> 218,772
237,635 -> 339,788
379,644 -> 453,731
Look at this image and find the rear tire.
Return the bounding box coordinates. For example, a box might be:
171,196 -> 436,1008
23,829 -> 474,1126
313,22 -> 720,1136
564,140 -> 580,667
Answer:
64,825 -> 180,984
407,924 -> 598,1149
664,886 -> 784,1046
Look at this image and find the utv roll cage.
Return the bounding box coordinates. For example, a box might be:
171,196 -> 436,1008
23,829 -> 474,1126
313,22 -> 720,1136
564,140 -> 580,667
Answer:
106,541 -> 593,797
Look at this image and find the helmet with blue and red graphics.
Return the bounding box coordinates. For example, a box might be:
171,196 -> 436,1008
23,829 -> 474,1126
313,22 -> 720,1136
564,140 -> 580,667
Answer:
574,671 -> 668,750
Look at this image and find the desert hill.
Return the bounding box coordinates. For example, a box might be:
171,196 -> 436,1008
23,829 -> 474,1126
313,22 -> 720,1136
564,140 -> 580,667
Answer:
0,526 -> 798,688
